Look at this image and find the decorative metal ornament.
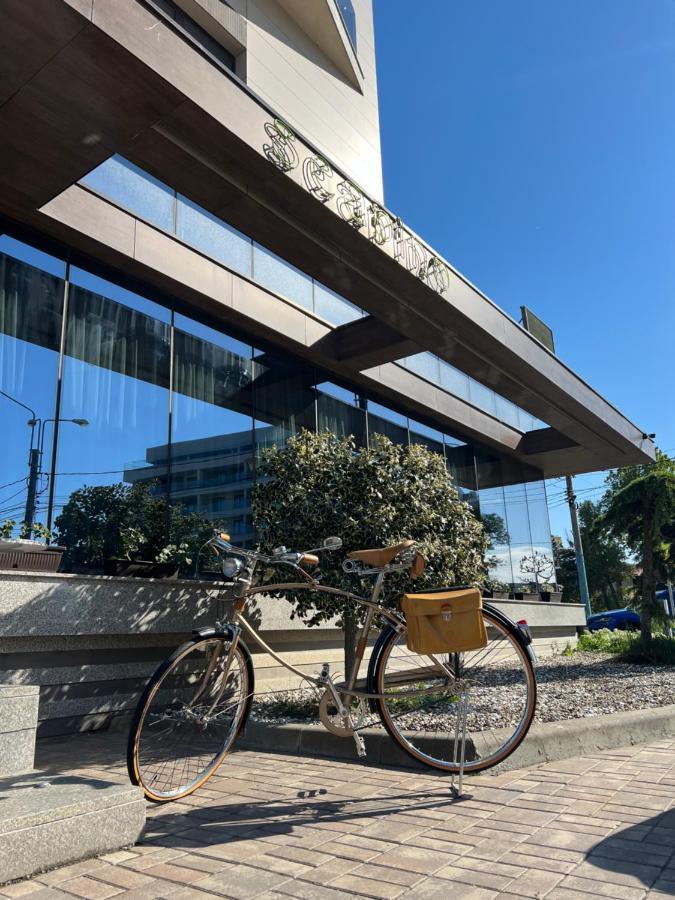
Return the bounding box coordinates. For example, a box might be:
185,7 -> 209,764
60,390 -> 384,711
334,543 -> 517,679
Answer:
368,203 -> 393,246
259,125 -> 453,300
303,155 -> 334,203
336,180 -> 366,230
263,119 -> 299,172
425,256 -> 450,294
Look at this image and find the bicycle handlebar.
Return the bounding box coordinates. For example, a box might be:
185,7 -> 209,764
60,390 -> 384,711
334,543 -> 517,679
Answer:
206,531 -> 341,570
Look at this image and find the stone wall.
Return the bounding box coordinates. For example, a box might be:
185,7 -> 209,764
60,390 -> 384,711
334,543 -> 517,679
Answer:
0,572 -> 586,737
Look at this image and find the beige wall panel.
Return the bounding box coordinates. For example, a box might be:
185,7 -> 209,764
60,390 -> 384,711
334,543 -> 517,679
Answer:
245,0 -> 383,200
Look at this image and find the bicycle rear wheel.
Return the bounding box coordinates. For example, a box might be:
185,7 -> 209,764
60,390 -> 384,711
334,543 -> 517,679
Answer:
373,608 -> 536,773
127,633 -> 253,802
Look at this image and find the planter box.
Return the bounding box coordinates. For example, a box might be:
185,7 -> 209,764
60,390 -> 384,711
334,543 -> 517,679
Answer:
0,545 -> 64,573
103,558 -> 179,579
515,592 -> 540,602
540,591 -> 563,603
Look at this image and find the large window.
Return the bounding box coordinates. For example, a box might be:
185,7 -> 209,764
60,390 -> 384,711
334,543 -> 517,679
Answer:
80,156 -> 363,328
0,230 -> 554,583
170,320 -> 255,544
0,243 -> 64,531
54,268 -> 172,526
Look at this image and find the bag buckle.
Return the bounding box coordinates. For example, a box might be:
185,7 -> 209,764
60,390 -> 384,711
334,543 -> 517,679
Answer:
441,604 -> 452,622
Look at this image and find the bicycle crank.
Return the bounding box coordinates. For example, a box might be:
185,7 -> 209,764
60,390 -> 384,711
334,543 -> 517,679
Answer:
319,689 -> 367,736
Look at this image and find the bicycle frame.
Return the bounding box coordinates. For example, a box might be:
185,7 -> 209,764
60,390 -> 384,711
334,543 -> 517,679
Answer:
201,535 -> 455,715
236,577 -> 405,698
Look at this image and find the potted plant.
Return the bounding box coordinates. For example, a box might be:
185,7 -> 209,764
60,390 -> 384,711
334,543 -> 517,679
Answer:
0,520 -> 65,572
540,583 -> 563,603
482,579 -> 511,600
518,551 -> 556,601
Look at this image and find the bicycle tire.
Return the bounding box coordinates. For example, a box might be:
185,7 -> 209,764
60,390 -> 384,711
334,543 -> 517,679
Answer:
127,632 -> 254,802
372,607 -> 536,774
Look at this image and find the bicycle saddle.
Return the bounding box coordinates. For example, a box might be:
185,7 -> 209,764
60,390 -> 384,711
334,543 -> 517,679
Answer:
346,540 -> 415,567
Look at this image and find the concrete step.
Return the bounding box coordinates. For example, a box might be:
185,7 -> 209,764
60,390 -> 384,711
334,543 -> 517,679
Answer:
0,771 -> 145,884
0,685 -> 39,777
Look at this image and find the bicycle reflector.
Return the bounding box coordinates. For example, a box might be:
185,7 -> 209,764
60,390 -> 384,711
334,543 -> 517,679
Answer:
516,619 -> 533,645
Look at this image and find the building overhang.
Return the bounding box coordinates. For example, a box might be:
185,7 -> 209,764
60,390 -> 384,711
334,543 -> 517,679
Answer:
0,0 -> 656,479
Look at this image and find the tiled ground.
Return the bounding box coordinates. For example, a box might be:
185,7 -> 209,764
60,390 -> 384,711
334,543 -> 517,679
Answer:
5,734 -> 675,900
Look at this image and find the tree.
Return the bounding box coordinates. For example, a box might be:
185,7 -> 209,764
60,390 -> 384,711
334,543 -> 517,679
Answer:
577,500 -> 632,609
519,550 -> 555,588
55,481 -> 219,574
252,430 -> 488,675
596,451 -> 675,640
552,536 -> 580,602
554,501 -> 633,609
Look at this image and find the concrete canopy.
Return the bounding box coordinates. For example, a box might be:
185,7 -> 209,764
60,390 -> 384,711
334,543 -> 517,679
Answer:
0,0 -> 655,479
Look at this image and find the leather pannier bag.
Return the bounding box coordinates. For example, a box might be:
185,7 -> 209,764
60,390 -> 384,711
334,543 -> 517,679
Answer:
400,588 -> 487,654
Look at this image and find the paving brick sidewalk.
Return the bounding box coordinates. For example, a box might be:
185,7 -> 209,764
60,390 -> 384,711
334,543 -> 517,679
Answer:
5,736 -> 675,900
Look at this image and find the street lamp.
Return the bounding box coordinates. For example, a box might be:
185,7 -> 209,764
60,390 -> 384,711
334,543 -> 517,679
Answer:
23,417 -> 89,537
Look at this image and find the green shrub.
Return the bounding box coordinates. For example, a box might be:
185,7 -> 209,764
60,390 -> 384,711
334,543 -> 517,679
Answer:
576,629 -> 635,655
618,636 -> 675,666
252,430 -> 488,672
575,628 -> 675,665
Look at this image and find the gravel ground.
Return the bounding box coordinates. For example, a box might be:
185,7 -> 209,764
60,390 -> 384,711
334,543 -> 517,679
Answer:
535,651 -> 675,721
250,651 -> 675,731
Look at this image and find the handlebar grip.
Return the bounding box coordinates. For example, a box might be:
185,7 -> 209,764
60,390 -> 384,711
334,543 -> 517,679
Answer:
219,532 -> 231,542
300,553 -> 319,567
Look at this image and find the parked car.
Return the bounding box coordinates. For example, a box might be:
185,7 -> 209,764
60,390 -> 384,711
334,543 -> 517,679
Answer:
587,608 -> 640,632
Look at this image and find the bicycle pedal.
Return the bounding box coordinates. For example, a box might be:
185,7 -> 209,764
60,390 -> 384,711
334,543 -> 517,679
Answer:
353,732 -> 367,758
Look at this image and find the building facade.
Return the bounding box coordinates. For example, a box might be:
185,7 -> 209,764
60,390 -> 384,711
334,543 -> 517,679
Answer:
0,0 -> 654,593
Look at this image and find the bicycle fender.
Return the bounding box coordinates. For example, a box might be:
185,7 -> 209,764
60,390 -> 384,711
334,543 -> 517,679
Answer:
482,601 -> 537,665
191,624 -> 237,641
366,624 -> 397,712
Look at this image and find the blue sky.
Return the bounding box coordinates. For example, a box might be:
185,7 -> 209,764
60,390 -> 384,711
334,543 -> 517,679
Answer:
374,0 -> 675,540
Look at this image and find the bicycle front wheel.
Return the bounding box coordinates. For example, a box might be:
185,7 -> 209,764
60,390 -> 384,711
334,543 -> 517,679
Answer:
373,608 -> 536,773
127,633 -> 253,802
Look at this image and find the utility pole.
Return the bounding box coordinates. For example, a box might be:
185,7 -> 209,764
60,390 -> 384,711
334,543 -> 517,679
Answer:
23,448 -> 41,537
566,475 -> 592,620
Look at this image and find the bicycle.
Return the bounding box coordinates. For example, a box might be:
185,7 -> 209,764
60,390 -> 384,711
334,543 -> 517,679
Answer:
127,532 -> 537,802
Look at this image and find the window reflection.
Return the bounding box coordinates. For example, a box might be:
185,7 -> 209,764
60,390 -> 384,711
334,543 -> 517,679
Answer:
253,353 -> 316,455
408,418 -> 444,456
177,196 -> 252,278
366,400 -> 408,446
81,156 -> 175,232
55,276 -> 171,528
0,252 -> 64,529
317,382 -> 366,447
253,243 -> 313,312
169,328 -> 255,544
0,228 -> 555,583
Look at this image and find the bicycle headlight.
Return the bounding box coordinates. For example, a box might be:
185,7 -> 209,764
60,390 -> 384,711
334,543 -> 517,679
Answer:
222,556 -> 243,578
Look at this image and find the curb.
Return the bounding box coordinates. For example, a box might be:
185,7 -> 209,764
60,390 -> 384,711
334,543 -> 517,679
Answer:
239,704 -> 675,773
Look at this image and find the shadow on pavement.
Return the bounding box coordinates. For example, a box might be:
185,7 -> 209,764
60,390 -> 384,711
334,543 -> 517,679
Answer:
141,785 -> 472,848
584,808 -> 675,888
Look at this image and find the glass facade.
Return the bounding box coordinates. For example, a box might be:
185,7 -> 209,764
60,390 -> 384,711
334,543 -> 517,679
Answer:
0,227 -> 554,585
81,156 -> 363,328
80,156 -> 547,434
